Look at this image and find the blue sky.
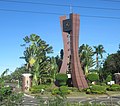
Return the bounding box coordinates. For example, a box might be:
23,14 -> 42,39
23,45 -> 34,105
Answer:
0,0 -> 120,75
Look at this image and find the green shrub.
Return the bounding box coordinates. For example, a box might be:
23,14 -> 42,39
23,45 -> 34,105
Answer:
111,84 -> 120,88
68,87 -> 79,92
51,87 -> 60,95
0,87 -> 12,101
86,88 -> 91,94
0,87 -> 12,96
59,86 -> 70,95
46,78 -> 52,84
87,73 -> 99,82
51,86 -> 71,95
106,75 -> 112,82
100,83 -> 107,86
90,85 -> 106,94
30,85 -> 46,94
107,84 -> 120,91
55,73 -> 68,86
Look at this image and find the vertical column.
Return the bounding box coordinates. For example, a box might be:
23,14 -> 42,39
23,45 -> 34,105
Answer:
22,73 -> 32,92
70,14 -> 88,89
60,16 -> 70,74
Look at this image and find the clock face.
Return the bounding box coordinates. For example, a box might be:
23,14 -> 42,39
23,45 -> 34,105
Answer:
66,22 -> 70,27
63,19 -> 72,33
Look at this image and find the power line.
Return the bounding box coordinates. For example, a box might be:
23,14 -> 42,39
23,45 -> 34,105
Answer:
0,0 -> 70,6
81,15 -> 120,19
0,0 -> 120,11
0,8 -> 65,15
100,0 -> 120,2
0,8 -> 120,20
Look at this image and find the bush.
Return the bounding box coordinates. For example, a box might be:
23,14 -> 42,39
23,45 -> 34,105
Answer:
51,86 -> 71,95
51,87 -> 60,95
46,78 -> 52,84
100,83 -> 107,86
90,85 -> 106,94
0,87 -> 23,105
107,84 -> 120,91
87,73 -> 99,82
0,87 -> 12,101
55,73 -> 68,86
30,85 -> 46,94
68,87 -> 79,92
111,84 -> 120,88
0,87 -> 12,96
59,86 -> 70,95
106,75 -> 112,82
86,88 -> 91,94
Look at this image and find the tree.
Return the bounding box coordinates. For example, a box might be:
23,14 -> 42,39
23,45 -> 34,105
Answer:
79,44 -> 95,75
55,55 -> 62,72
103,51 -> 120,79
60,49 -> 64,60
93,45 -> 106,69
50,57 -> 58,82
21,34 -> 53,86
11,66 -> 26,80
0,69 -> 9,87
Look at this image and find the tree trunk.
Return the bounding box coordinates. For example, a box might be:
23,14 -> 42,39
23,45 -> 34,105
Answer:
96,54 -> 99,69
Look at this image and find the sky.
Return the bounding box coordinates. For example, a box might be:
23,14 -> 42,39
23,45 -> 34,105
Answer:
0,0 -> 120,75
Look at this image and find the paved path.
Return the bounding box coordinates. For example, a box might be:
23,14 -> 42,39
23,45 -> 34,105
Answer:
78,96 -> 120,106
22,94 -> 120,106
22,94 -> 39,106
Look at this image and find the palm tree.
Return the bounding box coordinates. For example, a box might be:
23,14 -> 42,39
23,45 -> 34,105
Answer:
93,44 -> 106,69
79,44 -> 95,75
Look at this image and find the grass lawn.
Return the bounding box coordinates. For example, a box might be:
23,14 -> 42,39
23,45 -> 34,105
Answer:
28,90 -> 120,99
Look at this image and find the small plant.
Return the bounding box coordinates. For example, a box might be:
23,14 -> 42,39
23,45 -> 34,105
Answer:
59,86 -> 71,95
51,86 -> 70,96
87,73 -> 99,83
55,73 -> 68,86
107,84 -> 120,91
106,75 -> 112,83
51,87 -> 60,95
68,87 -> 79,92
88,85 -> 106,94
86,88 -> 91,94
30,85 -> 46,94
0,86 -> 23,105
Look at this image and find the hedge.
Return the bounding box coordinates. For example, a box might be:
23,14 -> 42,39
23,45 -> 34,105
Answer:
52,86 -> 71,95
30,85 -> 46,94
87,73 -> 99,82
55,73 -> 68,86
89,85 -> 106,94
107,84 -> 120,91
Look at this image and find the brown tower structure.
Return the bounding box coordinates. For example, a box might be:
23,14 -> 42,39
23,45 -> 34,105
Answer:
60,13 -> 88,89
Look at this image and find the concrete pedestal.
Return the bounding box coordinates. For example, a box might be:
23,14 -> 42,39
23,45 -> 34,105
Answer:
22,73 -> 32,92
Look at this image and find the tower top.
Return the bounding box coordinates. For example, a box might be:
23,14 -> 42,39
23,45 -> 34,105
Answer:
70,4 -> 73,13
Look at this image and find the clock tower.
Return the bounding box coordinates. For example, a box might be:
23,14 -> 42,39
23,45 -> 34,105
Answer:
60,13 -> 88,89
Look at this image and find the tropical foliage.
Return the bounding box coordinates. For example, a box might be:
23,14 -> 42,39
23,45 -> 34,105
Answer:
20,34 -> 53,86
2,33 -> 120,104
103,50 -> 120,79
55,73 -> 68,86
87,73 -> 99,82
88,85 -> 106,94
79,44 -> 95,75
93,45 -> 106,69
